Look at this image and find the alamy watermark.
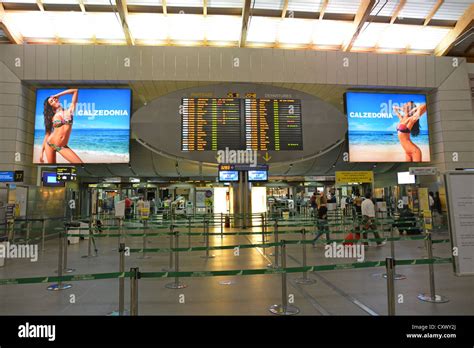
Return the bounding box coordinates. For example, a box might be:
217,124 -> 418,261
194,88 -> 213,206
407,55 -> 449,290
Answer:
324,242 -> 365,262
0,242 -> 38,262
18,323 -> 55,341
216,147 -> 257,167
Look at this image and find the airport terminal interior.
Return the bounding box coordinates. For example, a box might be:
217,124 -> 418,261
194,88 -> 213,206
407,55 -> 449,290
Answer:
0,0 -> 473,318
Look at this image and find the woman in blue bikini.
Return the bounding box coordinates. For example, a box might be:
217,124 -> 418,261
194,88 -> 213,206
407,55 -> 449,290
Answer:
39,89 -> 83,164
393,101 -> 427,162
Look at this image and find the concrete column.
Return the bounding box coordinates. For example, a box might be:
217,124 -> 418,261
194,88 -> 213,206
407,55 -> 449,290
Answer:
0,61 -> 36,185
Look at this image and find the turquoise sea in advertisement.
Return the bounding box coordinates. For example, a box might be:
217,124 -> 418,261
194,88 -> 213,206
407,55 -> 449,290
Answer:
348,130 -> 430,146
34,129 -> 129,155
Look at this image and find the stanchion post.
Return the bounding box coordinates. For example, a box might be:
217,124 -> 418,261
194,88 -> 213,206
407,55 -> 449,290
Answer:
417,233 -> 449,303
62,224 -> 74,273
381,225 -> 406,280
188,216 -> 191,248
385,257 -> 396,316
138,219 -> 150,259
119,242 -> 126,315
41,219 -> 46,252
166,231 -> 187,289
295,229 -> 315,285
162,224 -> 174,271
82,218 -> 98,258
268,219 -> 279,268
130,267 -> 139,316
220,213 -> 223,239
269,240 -> 299,315
47,226 -> 72,291
201,219 -> 215,259
26,220 -> 31,243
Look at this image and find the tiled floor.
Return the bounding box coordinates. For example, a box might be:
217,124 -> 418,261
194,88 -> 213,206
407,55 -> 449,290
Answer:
0,221 -> 472,316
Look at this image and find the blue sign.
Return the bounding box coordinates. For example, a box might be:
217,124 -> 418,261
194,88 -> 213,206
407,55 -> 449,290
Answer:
248,170 -> 268,182
218,171 -> 239,182
345,92 -> 430,163
0,171 -> 14,182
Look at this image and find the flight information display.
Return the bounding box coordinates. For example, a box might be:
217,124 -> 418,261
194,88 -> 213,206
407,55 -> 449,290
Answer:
244,99 -> 302,151
181,98 -> 242,151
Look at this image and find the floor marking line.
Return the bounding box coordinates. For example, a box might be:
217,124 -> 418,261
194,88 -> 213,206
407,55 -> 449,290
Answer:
286,253 -> 379,316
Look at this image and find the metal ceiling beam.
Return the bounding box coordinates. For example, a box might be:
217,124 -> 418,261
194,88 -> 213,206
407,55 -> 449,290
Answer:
239,0 -> 252,48
319,0 -> 328,20
203,0 -> 207,16
434,3 -> 474,56
390,0 -> 406,24
281,0 -> 289,18
0,3 -> 23,44
162,0 -> 167,15
342,0 -> 376,51
424,0 -> 443,26
115,0 -> 135,45
36,0 -> 44,12
78,0 -> 86,13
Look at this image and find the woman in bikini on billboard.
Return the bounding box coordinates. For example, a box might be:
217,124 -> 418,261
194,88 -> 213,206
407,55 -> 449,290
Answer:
39,89 -> 83,164
393,101 -> 427,162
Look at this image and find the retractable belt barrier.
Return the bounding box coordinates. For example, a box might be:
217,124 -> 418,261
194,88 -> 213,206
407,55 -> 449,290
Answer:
0,257 -> 452,286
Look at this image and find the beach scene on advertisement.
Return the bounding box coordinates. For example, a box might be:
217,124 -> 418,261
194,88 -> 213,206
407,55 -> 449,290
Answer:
33,88 -> 131,164
346,92 -> 430,162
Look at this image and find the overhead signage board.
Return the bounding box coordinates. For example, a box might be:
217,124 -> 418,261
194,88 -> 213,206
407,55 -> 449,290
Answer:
56,167 -> 77,182
409,167 -> 437,176
444,171 -> 474,276
335,171 -> 374,185
305,176 -> 335,182
218,164 -> 268,171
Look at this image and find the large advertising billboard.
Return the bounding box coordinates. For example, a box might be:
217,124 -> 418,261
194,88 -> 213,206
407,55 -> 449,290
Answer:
33,88 -> 131,164
345,92 -> 430,162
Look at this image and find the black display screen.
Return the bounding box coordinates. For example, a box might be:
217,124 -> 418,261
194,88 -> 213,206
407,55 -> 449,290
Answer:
244,98 -> 302,151
181,98 -> 242,151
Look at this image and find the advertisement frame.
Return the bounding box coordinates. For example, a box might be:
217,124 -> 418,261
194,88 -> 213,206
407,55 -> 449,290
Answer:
33,87 -> 132,165
343,90 -> 430,163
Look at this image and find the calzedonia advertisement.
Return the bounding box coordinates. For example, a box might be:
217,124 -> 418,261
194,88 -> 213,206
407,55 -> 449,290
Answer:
33,88 -> 131,164
345,92 -> 430,163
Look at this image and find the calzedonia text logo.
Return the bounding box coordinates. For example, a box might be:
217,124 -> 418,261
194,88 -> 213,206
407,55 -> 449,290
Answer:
18,323 -> 56,341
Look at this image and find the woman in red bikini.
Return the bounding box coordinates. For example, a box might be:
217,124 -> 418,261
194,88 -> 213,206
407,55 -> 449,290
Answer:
393,101 -> 427,162
39,89 -> 83,164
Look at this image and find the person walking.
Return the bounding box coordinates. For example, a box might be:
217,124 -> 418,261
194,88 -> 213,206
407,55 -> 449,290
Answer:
312,204 -> 330,246
360,192 -> 385,247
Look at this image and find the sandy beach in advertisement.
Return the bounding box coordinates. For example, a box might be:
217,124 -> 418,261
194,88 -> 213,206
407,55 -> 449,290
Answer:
349,144 -> 431,162
33,145 -> 129,164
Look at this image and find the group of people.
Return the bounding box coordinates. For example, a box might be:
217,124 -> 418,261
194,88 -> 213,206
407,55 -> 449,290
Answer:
309,190 -> 386,247
124,196 -> 161,219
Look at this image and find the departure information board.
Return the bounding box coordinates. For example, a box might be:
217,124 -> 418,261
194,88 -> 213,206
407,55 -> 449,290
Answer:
244,99 -> 302,151
181,98 -> 242,151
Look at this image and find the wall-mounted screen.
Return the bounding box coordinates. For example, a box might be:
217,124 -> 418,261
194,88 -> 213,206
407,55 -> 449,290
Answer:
0,171 -> 14,182
248,170 -> 268,182
42,171 -> 65,187
245,99 -> 302,151
34,88 -> 131,164
181,98 -> 242,151
218,170 -> 239,182
397,171 -> 416,184
345,92 -> 430,162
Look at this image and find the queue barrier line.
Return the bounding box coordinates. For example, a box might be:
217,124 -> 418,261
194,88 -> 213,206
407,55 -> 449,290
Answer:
126,235 -> 448,254
65,224 -> 430,239
0,257 -> 453,286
